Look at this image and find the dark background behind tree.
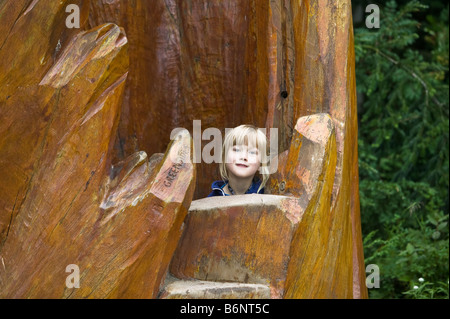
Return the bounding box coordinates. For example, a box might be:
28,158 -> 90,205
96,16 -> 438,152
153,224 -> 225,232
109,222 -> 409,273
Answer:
351,0 -> 449,298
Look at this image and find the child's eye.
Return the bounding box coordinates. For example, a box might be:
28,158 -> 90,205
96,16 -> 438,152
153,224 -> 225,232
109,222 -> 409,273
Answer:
233,146 -> 241,152
249,149 -> 259,155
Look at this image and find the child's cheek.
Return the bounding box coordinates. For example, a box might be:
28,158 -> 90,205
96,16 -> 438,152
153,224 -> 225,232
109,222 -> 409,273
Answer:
226,152 -> 235,164
249,154 -> 260,164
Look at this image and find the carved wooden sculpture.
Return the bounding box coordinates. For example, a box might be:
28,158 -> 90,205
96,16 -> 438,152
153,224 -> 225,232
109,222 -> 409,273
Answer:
87,0 -> 367,299
0,1 -> 195,298
0,0 -> 367,298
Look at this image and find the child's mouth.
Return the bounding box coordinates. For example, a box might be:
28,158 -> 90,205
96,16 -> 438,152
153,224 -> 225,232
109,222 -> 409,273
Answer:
236,163 -> 248,168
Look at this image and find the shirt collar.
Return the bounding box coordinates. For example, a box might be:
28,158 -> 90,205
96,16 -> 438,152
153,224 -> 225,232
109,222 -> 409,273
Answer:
211,179 -> 262,194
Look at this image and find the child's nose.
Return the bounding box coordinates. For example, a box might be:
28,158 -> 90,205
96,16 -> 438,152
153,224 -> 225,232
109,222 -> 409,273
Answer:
240,151 -> 248,160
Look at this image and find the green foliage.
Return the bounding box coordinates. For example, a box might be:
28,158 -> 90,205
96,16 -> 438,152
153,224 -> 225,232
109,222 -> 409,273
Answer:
354,0 -> 449,298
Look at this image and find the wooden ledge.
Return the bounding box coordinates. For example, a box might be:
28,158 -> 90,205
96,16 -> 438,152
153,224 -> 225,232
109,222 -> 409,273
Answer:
189,194 -> 298,212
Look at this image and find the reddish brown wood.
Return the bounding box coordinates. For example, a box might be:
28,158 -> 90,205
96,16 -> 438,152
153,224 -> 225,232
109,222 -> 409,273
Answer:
0,2 -> 196,298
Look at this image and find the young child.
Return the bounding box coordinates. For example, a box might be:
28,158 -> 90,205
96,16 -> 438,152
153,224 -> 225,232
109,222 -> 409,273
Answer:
207,124 -> 269,197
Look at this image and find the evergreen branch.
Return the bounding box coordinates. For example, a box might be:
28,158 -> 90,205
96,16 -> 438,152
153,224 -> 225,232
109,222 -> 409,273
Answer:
361,44 -> 445,109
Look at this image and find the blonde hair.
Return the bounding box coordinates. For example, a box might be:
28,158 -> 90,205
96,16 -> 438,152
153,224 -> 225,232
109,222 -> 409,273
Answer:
219,125 -> 270,194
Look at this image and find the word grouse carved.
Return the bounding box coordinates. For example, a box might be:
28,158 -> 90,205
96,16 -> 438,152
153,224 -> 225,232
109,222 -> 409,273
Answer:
163,144 -> 190,188
151,131 -> 193,202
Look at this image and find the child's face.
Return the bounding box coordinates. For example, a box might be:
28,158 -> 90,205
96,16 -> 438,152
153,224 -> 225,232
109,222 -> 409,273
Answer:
225,143 -> 261,179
